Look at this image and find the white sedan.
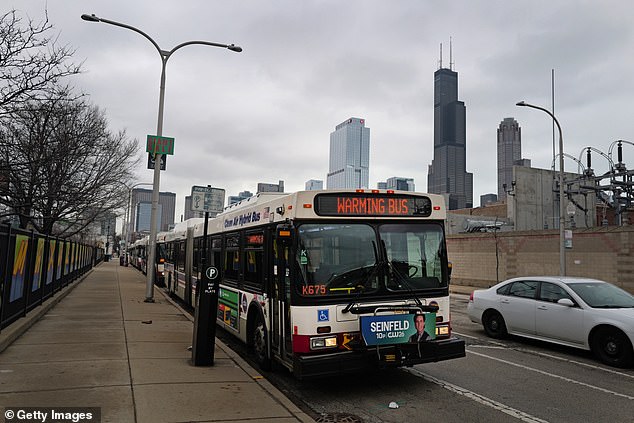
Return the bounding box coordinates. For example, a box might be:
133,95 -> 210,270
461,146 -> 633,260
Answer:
467,276 -> 634,368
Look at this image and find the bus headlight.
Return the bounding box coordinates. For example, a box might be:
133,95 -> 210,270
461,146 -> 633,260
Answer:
436,325 -> 449,336
310,336 -> 337,350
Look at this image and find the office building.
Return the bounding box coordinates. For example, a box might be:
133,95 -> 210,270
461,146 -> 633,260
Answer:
497,118 -> 522,202
480,193 -> 498,206
326,117 -> 370,189
228,190 -> 253,205
257,180 -> 284,193
386,177 -> 415,192
376,182 -> 387,190
427,50 -> 473,209
129,189 -> 175,239
305,179 -> 324,191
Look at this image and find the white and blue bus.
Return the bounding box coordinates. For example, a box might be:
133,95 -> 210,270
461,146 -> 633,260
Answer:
161,189 -> 465,378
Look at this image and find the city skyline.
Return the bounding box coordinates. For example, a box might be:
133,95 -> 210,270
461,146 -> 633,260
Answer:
8,1 -> 634,223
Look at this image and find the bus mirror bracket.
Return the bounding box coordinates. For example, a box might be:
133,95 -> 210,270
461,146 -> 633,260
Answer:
276,222 -> 294,246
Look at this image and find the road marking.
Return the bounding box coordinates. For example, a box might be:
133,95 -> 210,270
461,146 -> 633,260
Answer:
468,350 -> 634,400
453,330 -> 634,380
404,367 -> 550,423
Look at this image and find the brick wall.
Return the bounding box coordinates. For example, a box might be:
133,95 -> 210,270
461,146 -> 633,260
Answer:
447,226 -> 634,294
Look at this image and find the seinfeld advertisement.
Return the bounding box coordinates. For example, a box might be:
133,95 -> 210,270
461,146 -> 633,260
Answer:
361,313 -> 436,346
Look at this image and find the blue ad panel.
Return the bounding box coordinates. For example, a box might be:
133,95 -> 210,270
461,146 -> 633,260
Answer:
361,313 -> 436,346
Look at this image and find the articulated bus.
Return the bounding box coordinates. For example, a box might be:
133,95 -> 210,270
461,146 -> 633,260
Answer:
160,190 -> 465,378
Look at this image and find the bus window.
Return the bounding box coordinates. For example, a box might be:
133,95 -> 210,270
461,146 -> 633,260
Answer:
244,231 -> 264,291
379,223 -> 446,290
224,234 -> 240,282
296,223 -> 379,297
176,241 -> 185,273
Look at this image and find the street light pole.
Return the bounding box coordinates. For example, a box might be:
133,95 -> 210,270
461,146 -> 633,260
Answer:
516,101 -> 566,276
81,14 -> 242,301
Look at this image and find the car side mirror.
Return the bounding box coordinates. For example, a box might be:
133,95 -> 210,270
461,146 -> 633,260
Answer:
557,298 -> 575,307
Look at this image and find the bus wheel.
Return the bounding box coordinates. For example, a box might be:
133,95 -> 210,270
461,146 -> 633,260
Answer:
252,316 -> 272,371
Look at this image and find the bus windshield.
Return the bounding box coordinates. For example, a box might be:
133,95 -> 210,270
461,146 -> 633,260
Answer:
296,222 -> 447,297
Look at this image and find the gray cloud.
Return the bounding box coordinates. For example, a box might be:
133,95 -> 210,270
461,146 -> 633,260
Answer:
9,0 -> 634,225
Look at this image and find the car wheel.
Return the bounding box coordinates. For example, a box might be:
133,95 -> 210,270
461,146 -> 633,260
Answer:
483,310 -> 508,339
252,315 -> 272,371
591,327 -> 633,368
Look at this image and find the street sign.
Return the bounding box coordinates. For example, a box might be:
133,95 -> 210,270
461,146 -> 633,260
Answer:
146,135 -> 175,155
191,186 -> 225,214
205,266 -> 218,280
147,152 -> 166,170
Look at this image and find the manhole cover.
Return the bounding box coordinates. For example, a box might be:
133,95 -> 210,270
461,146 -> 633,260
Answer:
315,413 -> 364,423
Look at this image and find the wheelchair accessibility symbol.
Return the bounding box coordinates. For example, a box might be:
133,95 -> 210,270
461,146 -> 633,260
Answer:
317,309 -> 329,322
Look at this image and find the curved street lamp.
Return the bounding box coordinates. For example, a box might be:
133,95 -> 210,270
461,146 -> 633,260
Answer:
81,14 -> 242,301
516,101 -> 566,276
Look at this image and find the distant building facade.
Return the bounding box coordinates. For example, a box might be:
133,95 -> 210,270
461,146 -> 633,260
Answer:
386,177 -> 415,192
228,190 -> 253,205
257,180 -> 284,193
327,117 -> 370,189
427,65 -> 473,209
305,179 -> 324,190
129,189 -> 175,239
480,193 -> 498,207
497,118 -> 522,202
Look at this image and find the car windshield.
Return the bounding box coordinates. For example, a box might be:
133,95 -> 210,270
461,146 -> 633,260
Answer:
567,282 -> 634,308
296,222 -> 447,297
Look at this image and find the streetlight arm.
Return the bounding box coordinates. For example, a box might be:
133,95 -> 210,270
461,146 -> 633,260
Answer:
516,101 -> 562,140
81,14 -> 162,56
169,40 -> 242,56
81,14 -> 243,59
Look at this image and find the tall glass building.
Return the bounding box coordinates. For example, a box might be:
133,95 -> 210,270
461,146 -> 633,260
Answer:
327,118 -> 370,189
427,66 -> 473,209
129,188 -> 175,239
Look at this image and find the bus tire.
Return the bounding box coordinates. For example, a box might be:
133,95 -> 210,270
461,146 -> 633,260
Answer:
252,315 -> 272,371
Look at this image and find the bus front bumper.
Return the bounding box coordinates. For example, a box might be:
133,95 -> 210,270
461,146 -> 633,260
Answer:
293,336 -> 465,379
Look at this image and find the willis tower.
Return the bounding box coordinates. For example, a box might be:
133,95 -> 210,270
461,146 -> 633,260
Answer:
427,42 -> 473,209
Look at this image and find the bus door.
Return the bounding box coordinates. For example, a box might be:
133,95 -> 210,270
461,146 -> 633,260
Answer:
272,226 -> 293,361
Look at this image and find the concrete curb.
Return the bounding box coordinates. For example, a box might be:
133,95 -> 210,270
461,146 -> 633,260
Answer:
155,287 -> 316,423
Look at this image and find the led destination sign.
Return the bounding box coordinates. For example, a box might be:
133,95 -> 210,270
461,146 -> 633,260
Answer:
314,193 -> 432,217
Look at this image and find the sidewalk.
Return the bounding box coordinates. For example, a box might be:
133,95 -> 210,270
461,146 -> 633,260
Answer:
0,260 -> 314,423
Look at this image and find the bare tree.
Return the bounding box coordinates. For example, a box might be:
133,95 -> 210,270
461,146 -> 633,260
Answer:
0,9 -> 81,117
0,93 -> 140,236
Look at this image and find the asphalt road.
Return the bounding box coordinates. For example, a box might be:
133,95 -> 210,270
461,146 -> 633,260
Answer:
248,294 -> 634,423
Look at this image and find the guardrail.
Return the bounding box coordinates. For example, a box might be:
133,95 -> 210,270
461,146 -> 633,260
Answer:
0,224 -> 104,330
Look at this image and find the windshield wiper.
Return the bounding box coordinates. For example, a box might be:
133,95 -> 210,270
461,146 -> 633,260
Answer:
342,241 -> 381,313
380,240 -> 424,309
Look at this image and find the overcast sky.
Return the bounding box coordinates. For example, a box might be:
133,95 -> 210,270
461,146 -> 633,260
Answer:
9,1 -> 634,226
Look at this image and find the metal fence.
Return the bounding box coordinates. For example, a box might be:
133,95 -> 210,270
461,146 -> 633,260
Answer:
0,224 -> 104,330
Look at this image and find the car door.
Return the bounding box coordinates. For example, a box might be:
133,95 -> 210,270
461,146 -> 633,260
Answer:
499,280 -> 538,335
535,282 -> 585,345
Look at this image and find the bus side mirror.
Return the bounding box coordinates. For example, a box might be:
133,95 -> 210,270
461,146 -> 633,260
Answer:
448,262 -> 453,279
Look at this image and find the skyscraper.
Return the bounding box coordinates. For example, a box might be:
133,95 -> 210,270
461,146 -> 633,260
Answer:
427,50 -> 473,209
497,117 -> 521,202
327,118 -> 370,189
129,188 -> 175,238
